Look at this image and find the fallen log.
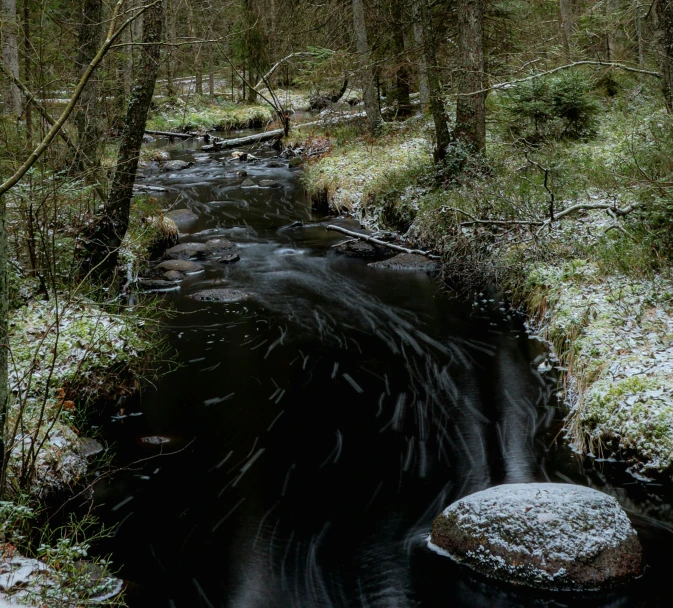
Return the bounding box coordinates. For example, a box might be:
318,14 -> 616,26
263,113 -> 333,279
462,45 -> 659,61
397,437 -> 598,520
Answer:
326,225 -> 440,259
144,130 -> 195,139
202,128 -> 285,151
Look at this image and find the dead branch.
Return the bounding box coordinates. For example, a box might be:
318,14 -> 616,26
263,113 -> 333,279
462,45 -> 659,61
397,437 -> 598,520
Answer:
465,60 -> 661,97
326,225 -> 440,259
440,206 -> 544,226
254,52 -> 319,90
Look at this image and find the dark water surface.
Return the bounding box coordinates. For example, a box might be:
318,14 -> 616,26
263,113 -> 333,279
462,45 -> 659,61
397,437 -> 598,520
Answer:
94,134 -> 673,607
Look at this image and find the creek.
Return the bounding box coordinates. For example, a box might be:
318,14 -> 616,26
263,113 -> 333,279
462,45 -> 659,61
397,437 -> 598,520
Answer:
94,132 -> 673,607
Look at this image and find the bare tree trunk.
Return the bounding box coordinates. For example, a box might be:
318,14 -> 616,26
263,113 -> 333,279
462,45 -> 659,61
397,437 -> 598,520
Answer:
84,1 -> 164,277
188,3 -> 203,95
209,44 -> 215,97
636,1 -> 646,78
389,0 -> 411,115
655,0 -> 673,112
2,0 -> 22,118
558,0 -> 571,58
352,0 -> 381,133
73,0 -> 103,172
165,0 -> 176,97
419,0 -> 450,161
0,191 -> 7,497
412,0 -> 429,108
455,0 -> 486,151
22,0 -> 31,140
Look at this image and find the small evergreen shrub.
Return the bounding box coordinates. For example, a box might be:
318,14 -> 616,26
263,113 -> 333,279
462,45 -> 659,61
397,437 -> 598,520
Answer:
503,71 -> 601,142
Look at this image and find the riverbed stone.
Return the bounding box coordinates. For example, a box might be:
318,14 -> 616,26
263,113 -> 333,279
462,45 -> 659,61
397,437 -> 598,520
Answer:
429,483 -> 643,591
162,159 -> 192,171
165,208 -> 199,230
163,270 -> 183,281
241,178 -> 255,186
333,239 -> 385,258
155,259 -> 203,273
259,179 -> 282,188
218,253 -> 240,264
190,289 -> 250,303
162,242 -> 209,260
205,238 -> 237,255
369,252 -> 438,272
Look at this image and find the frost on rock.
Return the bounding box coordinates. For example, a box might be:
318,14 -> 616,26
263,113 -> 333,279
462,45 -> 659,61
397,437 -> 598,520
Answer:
527,261 -> 673,476
429,483 -> 643,591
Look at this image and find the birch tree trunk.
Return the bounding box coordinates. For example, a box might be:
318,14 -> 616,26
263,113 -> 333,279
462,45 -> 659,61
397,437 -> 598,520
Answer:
1,0 -> 22,118
412,0 -> 429,108
73,0 -> 103,172
84,0 -> 164,277
455,0 -> 486,151
352,0 -> 381,133
419,0 -> 450,161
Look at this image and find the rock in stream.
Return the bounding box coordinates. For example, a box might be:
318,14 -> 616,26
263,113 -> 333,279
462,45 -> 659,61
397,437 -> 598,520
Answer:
428,483 -> 643,591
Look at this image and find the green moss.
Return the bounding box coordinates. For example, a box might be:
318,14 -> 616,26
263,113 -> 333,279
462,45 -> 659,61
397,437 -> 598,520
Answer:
147,98 -> 274,132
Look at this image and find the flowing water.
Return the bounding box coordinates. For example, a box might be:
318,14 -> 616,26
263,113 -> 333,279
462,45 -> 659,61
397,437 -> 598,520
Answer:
94,133 -> 673,607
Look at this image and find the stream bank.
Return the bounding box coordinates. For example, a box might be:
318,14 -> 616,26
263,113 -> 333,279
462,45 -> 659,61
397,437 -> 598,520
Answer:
80,126 -> 673,608
295,102 -> 673,482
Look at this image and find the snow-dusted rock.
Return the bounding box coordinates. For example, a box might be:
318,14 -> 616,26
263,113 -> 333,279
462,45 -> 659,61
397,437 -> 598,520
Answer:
429,483 -> 642,591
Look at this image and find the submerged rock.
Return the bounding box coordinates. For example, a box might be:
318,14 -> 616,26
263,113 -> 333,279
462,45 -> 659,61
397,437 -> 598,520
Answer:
241,178 -> 255,187
259,179 -> 282,188
155,259 -> 203,273
429,483 -> 643,591
205,238 -> 237,255
190,289 -> 250,303
369,252 -> 437,272
218,253 -> 240,264
165,208 -> 199,230
162,242 -> 209,260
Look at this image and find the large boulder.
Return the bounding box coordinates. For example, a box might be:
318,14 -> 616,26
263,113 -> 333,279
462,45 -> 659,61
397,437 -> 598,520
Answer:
429,483 -> 643,592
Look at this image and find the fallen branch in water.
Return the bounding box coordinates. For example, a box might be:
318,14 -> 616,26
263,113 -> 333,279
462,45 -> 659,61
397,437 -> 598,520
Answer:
202,128 -> 284,150
144,130 -> 195,139
326,225 -> 441,259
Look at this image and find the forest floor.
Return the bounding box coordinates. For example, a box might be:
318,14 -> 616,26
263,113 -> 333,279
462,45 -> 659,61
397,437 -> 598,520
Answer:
295,88 -> 673,481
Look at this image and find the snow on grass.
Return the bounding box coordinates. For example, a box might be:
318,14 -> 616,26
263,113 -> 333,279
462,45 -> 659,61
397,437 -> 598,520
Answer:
148,99 -> 275,132
303,128 -> 432,228
526,261 -> 673,476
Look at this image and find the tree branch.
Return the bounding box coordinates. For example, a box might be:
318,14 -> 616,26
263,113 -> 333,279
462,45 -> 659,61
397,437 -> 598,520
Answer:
0,0 -> 161,198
